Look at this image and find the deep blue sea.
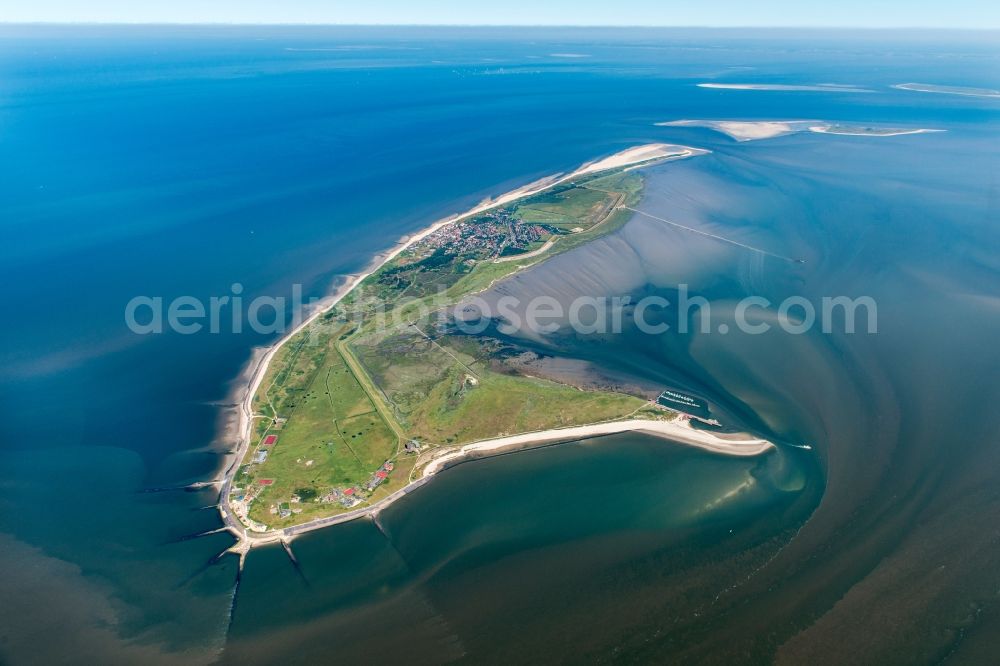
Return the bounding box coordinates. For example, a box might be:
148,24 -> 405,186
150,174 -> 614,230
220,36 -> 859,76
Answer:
1,26 -> 998,663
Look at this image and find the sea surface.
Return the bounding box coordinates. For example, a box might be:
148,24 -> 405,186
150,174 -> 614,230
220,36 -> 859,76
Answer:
0,26 -> 998,663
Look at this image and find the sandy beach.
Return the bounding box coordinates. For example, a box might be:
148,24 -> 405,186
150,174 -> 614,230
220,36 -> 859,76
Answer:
574,143 -> 699,174
420,417 -> 775,476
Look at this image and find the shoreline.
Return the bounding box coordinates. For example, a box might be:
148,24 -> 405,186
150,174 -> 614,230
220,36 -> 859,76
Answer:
233,416 -> 776,547
808,126 -> 945,137
216,143 -> 713,550
419,417 -> 774,476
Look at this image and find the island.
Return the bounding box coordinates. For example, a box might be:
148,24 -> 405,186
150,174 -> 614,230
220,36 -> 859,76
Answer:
218,143 -> 777,556
808,124 -> 945,137
657,119 -> 944,141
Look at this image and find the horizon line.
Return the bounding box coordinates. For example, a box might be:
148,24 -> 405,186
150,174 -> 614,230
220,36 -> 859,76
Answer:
3,22 -> 999,32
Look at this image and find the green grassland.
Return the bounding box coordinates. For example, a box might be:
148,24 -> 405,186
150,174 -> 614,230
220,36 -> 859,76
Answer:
233,167 -> 663,530
517,182 -> 618,231
405,364 -> 645,444
238,321 -> 400,528
352,319 -> 645,446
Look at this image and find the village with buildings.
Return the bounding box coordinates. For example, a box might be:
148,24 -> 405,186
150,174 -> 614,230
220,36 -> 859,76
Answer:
412,208 -> 554,259
228,429 -> 402,530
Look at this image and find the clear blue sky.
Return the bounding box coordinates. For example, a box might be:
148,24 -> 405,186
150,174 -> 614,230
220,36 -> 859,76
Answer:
3,0 -> 997,29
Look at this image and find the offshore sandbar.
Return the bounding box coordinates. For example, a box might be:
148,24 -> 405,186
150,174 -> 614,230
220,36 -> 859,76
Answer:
893,82 -> 1000,98
697,82 -> 874,93
658,119 -> 944,142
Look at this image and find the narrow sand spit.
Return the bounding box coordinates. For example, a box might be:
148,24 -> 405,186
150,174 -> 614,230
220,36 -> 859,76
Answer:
421,417 -> 774,477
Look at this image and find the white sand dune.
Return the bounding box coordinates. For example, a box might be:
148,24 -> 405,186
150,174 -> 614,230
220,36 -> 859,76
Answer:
574,143 -> 703,175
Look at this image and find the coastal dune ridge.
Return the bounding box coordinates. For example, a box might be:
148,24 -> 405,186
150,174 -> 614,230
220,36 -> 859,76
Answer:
217,142 -> 729,544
